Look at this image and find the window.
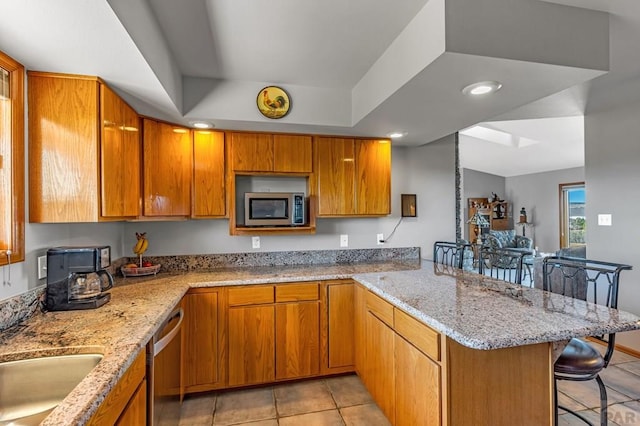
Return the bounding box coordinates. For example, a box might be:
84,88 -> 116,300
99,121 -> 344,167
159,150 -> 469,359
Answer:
559,182 -> 585,249
0,50 -> 24,267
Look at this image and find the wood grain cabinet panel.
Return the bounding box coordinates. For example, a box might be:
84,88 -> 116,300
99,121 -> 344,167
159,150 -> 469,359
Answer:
142,119 -> 192,216
100,84 -> 140,218
228,305 -> 275,386
315,137 -> 390,217
230,132 -> 273,172
275,301 -> 320,380
28,72 -> 141,222
273,134 -> 312,172
395,335 -> 441,426
115,379 -> 147,426
28,73 -> 100,222
326,282 -> 354,370
363,311 -> 396,423
193,130 -> 226,217
183,289 -> 225,391
315,137 -> 356,216
355,139 -> 391,215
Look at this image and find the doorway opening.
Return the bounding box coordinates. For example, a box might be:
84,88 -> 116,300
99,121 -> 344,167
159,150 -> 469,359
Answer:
559,182 -> 585,249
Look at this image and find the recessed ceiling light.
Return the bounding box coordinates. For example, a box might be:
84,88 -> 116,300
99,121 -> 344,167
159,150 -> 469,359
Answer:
388,132 -> 407,139
191,121 -> 213,129
461,81 -> 502,96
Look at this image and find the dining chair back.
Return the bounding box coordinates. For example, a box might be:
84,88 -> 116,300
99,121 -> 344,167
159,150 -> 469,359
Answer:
478,246 -> 528,284
542,255 -> 632,426
433,241 -> 471,270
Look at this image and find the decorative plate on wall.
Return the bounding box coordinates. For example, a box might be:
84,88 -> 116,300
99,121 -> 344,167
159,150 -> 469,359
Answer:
257,86 -> 291,119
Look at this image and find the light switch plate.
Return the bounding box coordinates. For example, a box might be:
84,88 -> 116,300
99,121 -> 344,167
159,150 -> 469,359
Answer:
598,214 -> 612,226
340,234 -> 348,248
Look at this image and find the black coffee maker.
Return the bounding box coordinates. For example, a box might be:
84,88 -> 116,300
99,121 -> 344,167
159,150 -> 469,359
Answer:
46,246 -> 114,311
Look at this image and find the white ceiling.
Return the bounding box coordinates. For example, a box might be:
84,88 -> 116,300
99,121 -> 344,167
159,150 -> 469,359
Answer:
1,0 -> 639,176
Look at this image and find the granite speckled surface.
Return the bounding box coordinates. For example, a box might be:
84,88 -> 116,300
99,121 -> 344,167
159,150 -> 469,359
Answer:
0,260 -> 418,426
2,257 -> 639,425
353,264 -> 640,350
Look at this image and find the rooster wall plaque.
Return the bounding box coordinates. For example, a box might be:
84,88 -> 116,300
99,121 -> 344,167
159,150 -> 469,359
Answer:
257,86 -> 290,119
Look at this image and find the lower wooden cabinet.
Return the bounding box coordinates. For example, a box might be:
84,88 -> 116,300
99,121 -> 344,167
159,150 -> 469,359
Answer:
115,379 -> 147,426
88,349 -> 146,425
321,280 -> 355,374
395,335 -> 441,426
228,304 -> 276,386
356,285 -> 443,426
364,311 -> 396,422
275,301 -> 320,380
183,288 -> 226,393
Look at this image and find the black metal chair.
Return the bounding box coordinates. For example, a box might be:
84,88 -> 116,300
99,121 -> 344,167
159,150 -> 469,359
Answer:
542,256 -> 632,426
433,241 -> 471,270
478,246 -> 529,284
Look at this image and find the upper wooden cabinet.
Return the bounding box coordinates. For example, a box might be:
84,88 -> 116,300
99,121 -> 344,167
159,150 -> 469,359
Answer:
230,132 -> 312,173
193,130 -> 226,218
315,137 -> 391,216
100,85 -> 141,218
142,118 -> 192,217
28,72 -> 141,222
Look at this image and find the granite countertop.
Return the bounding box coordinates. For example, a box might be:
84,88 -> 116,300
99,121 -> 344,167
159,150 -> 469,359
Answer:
3,259 -> 639,425
0,260 -> 418,426
354,263 -> 640,350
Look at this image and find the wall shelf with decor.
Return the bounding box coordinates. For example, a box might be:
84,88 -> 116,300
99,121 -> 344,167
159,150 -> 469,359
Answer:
467,197 -> 511,243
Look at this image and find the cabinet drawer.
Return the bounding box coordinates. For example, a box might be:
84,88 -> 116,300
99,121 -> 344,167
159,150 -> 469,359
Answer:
228,286 -> 274,306
366,291 -> 394,327
394,308 -> 440,361
275,283 -> 319,302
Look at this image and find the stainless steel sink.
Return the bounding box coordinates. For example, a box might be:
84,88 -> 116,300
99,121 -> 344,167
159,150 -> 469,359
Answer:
0,353 -> 103,425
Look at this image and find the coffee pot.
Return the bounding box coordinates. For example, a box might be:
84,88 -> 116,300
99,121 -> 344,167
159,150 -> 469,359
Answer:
46,246 -> 114,311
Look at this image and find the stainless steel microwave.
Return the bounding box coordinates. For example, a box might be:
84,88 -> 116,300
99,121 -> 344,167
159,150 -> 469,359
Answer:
244,192 -> 306,226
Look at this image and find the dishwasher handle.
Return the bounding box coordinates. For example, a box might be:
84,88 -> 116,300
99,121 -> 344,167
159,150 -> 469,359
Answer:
154,307 -> 184,355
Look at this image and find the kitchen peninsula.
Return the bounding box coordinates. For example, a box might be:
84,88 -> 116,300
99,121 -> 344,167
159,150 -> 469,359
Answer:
1,260 -> 639,426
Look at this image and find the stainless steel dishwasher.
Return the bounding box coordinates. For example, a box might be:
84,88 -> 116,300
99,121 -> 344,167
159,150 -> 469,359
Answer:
147,307 -> 184,426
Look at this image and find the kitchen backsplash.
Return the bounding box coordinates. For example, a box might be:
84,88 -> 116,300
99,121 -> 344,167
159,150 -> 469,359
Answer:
0,247 -> 420,331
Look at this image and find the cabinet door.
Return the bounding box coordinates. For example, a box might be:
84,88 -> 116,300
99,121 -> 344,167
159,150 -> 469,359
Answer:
230,132 -> 273,172
355,139 -> 391,215
354,285 -> 366,375
183,290 -> 223,390
228,305 -> 275,386
100,85 -> 140,218
273,134 -> 312,173
115,379 -> 147,426
316,137 -> 355,216
28,73 -> 100,222
275,301 -> 320,380
395,335 -> 441,426
193,130 -> 226,217
326,282 -> 354,369
363,311 -> 395,423
143,119 -> 192,216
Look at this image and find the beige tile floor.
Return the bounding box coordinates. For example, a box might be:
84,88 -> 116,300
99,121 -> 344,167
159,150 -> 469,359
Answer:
179,349 -> 640,425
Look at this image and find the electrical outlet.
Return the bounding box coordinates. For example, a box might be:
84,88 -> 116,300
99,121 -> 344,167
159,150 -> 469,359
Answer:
377,233 -> 384,245
598,214 -> 612,226
252,236 -> 261,249
340,234 -> 349,248
37,255 -> 47,279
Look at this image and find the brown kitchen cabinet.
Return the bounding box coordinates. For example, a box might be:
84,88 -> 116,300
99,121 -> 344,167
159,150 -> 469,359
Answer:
100,84 -> 141,219
320,280 -> 355,374
315,137 -> 391,216
28,72 -> 141,222
193,130 -> 226,218
87,349 -> 146,425
142,118 -> 192,217
183,288 -> 227,393
229,132 -> 312,173
226,283 -> 321,387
